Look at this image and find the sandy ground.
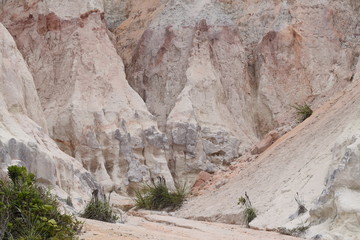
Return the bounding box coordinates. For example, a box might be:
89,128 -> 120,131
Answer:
79,213 -> 303,240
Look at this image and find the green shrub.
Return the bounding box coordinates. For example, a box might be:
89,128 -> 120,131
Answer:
135,181 -> 187,211
291,103 -> 313,122
243,207 -> 257,225
0,166 -> 82,240
80,192 -> 118,223
238,192 -> 257,226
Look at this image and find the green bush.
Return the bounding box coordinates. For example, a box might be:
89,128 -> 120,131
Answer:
291,103 -> 313,122
80,192 -> 118,223
0,166 -> 82,240
238,192 -> 257,226
135,181 -> 187,211
243,207 -> 257,225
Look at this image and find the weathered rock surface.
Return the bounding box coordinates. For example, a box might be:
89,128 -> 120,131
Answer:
1,0 -> 360,238
0,0 -> 174,193
177,65 -> 360,239
308,132 -> 360,239
115,1 -> 258,182
113,0 -> 163,67
114,0 -> 359,183
251,130 -> 280,155
102,0 -> 133,31
0,22 -> 96,207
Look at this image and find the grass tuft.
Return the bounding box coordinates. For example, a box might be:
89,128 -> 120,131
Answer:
80,193 -> 118,223
291,103 -> 313,122
295,192 -> 307,215
244,207 -> 257,224
135,181 -> 187,211
238,192 -> 257,226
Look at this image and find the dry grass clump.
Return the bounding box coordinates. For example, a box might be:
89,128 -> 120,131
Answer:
80,190 -> 118,223
292,103 -> 313,122
135,179 -> 187,211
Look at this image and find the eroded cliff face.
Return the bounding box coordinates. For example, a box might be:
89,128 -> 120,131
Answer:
1,1 -> 360,238
0,0 -> 174,194
114,0 -> 359,182
176,59 -> 360,239
0,22 -> 96,208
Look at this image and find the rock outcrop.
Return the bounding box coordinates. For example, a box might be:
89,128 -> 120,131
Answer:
0,0 -> 174,194
102,0 -> 133,31
309,135 -> 360,240
177,60 -> 360,239
115,0 -> 359,182
0,22 -> 96,208
1,0 -> 360,238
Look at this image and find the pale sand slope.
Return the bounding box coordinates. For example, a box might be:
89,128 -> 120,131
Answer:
79,214 -> 302,240
176,71 -> 360,239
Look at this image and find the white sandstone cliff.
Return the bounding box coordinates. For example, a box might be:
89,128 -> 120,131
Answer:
0,22 -> 96,208
0,0 -> 174,194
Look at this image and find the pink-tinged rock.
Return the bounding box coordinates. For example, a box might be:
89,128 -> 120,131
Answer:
192,171 -> 212,190
0,0 -> 174,193
0,22 -> 96,207
251,130 -> 280,155
114,0 -> 358,186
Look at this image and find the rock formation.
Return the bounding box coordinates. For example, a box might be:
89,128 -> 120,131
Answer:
102,0 -> 132,31
0,22 -> 96,208
115,0 -> 359,182
1,0 -> 360,238
177,58 -> 360,239
0,0 -> 174,194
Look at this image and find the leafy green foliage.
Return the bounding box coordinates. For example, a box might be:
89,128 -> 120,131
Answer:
291,103 -> 313,122
0,166 -> 82,240
80,194 -> 118,223
244,208 -> 257,225
238,196 -> 246,205
135,181 -> 187,211
238,192 -> 257,226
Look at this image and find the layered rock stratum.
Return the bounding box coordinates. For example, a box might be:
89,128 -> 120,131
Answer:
0,22 -> 96,207
115,0 -> 359,182
0,0 -> 360,239
0,0 -> 174,194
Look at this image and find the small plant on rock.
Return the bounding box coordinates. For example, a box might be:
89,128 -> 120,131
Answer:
135,177 -> 187,211
80,190 -> 118,223
291,103 -> 313,122
295,192 -> 307,216
289,192 -> 308,221
238,192 -> 257,226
